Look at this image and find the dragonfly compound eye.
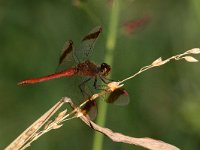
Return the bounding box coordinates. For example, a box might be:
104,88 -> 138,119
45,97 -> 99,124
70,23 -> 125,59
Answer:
100,63 -> 111,76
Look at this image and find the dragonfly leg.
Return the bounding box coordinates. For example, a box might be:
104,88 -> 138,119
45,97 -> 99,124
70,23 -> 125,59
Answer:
99,76 -> 114,84
93,76 -> 98,89
93,76 -> 108,90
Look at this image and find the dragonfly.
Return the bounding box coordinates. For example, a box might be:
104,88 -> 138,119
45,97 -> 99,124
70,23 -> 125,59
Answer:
18,26 -> 129,119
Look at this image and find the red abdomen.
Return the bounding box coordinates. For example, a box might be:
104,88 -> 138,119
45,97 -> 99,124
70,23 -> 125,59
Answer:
17,68 -> 78,85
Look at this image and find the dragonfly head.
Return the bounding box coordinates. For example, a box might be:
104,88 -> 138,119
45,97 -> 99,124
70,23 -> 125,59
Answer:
100,63 -> 111,76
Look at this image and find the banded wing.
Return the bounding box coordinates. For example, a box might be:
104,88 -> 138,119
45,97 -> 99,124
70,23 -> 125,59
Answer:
105,88 -> 129,105
56,40 -> 76,72
73,26 -> 102,120
74,26 -> 102,62
79,79 -> 98,120
17,40 -> 77,85
56,39 -> 98,120
82,88 -> 129,120
81,100 -> 97,120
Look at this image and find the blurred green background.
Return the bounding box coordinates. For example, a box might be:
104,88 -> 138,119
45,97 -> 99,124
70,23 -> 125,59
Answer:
1,0 -> 200,149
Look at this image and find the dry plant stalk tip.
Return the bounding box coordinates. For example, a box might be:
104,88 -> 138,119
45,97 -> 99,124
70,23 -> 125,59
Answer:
119,48 -> 199,84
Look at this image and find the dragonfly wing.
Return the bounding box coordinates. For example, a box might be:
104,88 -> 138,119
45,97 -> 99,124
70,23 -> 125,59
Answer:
82,100 -> 97,120
105,88 -> 130,105
74,26 -> 102,62
79,77 -> 98,120
56,40 -> 76,72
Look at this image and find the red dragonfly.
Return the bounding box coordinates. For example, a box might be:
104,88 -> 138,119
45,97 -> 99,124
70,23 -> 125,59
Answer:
18,26 -> 129,119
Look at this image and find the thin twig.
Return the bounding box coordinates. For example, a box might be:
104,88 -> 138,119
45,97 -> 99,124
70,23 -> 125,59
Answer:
119,48 -> 200,84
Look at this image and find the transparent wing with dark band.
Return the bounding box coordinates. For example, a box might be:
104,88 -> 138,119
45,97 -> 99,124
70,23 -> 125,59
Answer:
105,88 -> 130,105
74,26 -> 102,62
81,100 -> 97,120
56,40 -> 76,72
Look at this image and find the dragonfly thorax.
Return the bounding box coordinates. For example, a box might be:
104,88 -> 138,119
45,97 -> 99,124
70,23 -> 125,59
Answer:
77,60 -> 111,77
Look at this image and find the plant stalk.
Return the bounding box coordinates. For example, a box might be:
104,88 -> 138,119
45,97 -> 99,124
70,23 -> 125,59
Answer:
92,0 -> 121,150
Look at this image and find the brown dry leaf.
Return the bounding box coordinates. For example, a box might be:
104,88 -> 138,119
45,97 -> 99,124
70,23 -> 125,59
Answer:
80,115 -> 180,150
